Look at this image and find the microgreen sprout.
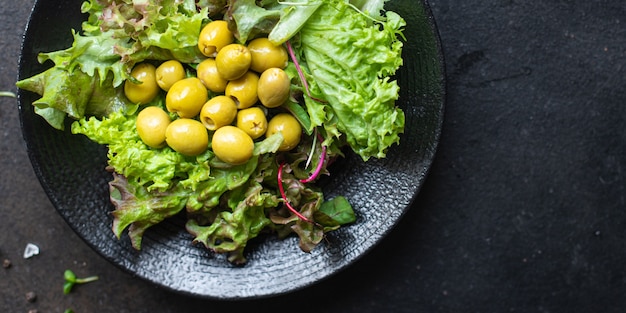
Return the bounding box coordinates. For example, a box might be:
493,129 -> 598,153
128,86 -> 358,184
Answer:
63,269 -> 99,294
300,131 -> 327,184
277,163 -> 323,227
0,91 -> 16,98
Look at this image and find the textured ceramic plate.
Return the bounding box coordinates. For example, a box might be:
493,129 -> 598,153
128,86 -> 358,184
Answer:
17,0 -> 445,299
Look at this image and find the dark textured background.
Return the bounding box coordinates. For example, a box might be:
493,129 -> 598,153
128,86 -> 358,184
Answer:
1,1 -> 625,312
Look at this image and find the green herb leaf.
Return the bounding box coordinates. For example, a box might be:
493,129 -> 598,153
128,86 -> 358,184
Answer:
63,269 -> 76,283
318,196 -> 356,225
63,269 -> 99,294
63,282 -> 74,295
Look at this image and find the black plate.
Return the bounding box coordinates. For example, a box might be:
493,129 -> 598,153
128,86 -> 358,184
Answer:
17,0 -> 445,299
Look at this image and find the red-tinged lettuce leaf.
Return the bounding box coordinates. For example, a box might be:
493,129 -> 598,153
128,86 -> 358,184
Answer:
109,173 -> 188,250
185,155 -> 260,215
186,182 -> 277,264
196,0 -> 229,17
268,164 -> 327,252
81,0 -> 208,73
291,201 -> 325,252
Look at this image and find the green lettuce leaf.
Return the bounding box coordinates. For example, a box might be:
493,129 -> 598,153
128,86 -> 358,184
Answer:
37,29 -> 129,88
349,0 -> 389,19
17,0 -> 209,129
16,67 -> 94,130
227,0 -> 322,45
298,0 -> 406,160
71,110 -> 211,192
16,66 -> 136,130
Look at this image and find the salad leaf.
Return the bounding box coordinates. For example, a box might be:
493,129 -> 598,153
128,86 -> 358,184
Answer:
267,0 -> 322,44
109,173 -> 188,249
16,66 -> 136,130
16,67 -> 94,130
71,110 -> 210,192
81,0 -> 208,66
227,0 -> 322,45
298,0 -> 406,160
38,29 -> 129,88
349,0 -> 389,19
197,0 -> 229,17
186,181 -> 277,264
317,196 -> 356,226
17,0 -> 209,129
185,155 -> 260,215
227,0 -> 281,43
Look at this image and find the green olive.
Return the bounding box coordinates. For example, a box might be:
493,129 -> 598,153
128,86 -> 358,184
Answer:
198,20 -> 234,57
211,125 -> 254,165
196,58 -> 228,93
215,43 -> 251,81
225,71 -> 259,109
124,63 -> 159,104
165,118 -> 208,156
257,68 -> 291,108
247,38 -> 288,73
136,106 -> 171,148
156,60 -> 185,91
266,113 -> 302,151
236,106 -> 267,140
165,77 -> 208,118
199,96 -> 237,130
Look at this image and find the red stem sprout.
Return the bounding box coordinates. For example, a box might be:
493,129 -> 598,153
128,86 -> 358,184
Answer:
300,132 -> 327,183
285,40 -> 327,103
277,162 -> 314,223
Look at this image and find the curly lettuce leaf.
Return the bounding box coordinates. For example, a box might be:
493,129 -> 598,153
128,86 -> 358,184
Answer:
71,111 -> 211,192
37,29 -> 129,88
298,0 -> 406,160
80,0 -> 209,83
186,181 -> 277,264
17,0 -> 209,129
109,173 -> 188,249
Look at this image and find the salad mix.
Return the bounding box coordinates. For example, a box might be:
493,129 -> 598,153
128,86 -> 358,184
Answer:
17,0 -> 406,264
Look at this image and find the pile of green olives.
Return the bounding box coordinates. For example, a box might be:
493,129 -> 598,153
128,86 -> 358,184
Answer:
125,20 -> 302,164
